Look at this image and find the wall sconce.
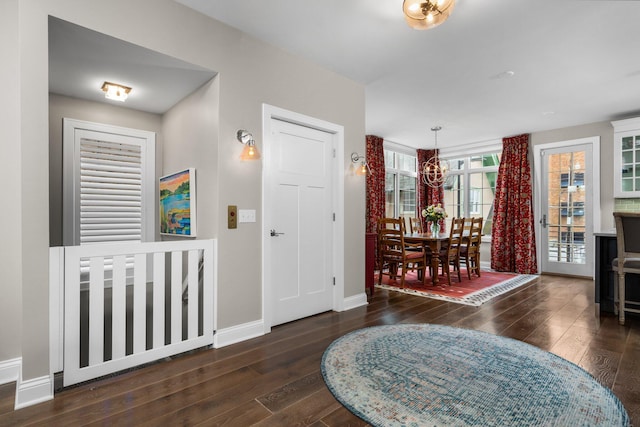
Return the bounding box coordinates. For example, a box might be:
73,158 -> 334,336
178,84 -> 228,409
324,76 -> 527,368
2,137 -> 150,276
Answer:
101,81 -> 131,102
236,130 -> 261,160
351,152 -> 371,176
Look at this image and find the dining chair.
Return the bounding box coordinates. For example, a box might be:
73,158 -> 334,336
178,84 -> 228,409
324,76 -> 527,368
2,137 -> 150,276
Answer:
410,217 -> 423,233
439,217 -> 465,286
463,217 -> 473,233
377,217 -> 427,288
460,217 -> 483,279
394,216 -> 426,257
612,211 -> 640,325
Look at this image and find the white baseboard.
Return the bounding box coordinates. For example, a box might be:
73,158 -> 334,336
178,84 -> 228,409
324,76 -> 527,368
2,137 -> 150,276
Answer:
213,294 -> 367,349
1,358 -> 54,410
14,371 -> 53,410
213,320 -> 265,348
0,358 -> 20,385
342,292 -> 368,311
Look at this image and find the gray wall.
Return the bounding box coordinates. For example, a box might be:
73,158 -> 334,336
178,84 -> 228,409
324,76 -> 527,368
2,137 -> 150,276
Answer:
3,0 -> 366,382
0,0 -> 22,364
161,78 -> 220,242
531,120 -> 614,231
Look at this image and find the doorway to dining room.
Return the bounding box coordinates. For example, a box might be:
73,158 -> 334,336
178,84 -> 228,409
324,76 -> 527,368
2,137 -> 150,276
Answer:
262,105 -> 345,329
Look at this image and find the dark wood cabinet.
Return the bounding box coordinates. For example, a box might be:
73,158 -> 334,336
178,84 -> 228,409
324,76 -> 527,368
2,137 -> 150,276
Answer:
366,233 -> 377,296
595,232 -> 640,313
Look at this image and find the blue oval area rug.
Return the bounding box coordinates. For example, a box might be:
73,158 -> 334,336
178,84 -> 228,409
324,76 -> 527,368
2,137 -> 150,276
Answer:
321,324 -> 629,426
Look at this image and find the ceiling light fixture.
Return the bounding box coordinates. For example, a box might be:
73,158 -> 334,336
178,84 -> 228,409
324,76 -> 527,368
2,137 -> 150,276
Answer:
101,81 -> 131,102
403,0 -> 456,30
236,130 -> 261,160
422,126 -> 450,188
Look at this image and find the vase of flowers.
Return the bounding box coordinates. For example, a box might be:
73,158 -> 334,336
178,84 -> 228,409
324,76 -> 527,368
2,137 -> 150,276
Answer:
422,203 -> 447,235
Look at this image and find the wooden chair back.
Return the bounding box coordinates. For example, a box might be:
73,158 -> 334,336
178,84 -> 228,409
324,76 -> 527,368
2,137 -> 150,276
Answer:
612,211 -> 640,324
463,217 -> 473,234
440,217 -> 465,285
447,217 -> 465,257
379,218 -> 405,264
469,217 -> 483,248
410,217 -> 422,233
463,217 -> 483,278
377,217 -> 427,288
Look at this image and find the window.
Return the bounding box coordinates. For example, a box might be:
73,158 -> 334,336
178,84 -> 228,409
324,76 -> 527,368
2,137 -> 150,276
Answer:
560,201 -> 585,217
384,147 -> 417,225
442,152 -> 501,236
63,119 -> 156,246
561,231 -> 585,243
560,172 -> 584,188
469,189 -> 481,215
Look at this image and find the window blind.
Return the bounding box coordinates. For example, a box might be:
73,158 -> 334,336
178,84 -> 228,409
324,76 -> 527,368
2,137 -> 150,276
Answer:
79,138 -> 143,244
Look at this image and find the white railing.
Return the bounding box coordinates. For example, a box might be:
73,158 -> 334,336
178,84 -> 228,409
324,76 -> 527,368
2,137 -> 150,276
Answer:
50,239 -> 216,387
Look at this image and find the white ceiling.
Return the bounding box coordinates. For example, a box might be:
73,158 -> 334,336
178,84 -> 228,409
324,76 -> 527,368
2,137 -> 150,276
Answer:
176,0 -> 640,149
49,17 -> 217,115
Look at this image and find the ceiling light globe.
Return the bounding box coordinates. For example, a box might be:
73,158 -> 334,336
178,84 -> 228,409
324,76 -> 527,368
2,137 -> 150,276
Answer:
403,0 -> 456,30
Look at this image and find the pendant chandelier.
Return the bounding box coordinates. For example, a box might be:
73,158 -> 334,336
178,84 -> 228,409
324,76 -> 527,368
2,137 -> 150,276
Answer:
422,126 -> 450,188
403,0 -> 456,31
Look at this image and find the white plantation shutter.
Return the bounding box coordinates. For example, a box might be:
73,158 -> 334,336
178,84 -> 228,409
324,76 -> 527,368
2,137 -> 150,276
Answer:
63,119 -> 156,247
80,139 -> 142,244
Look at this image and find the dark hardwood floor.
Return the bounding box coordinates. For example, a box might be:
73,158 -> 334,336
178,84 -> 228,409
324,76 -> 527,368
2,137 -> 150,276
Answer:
1,274 -> 638,426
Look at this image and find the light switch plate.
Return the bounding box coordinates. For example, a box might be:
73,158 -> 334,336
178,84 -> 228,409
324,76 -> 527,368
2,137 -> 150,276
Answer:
228,205 -> 237,229
238,209 -> 256,223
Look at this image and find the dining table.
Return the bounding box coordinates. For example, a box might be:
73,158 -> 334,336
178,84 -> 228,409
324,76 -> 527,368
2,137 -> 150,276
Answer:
404,232 -> 451,285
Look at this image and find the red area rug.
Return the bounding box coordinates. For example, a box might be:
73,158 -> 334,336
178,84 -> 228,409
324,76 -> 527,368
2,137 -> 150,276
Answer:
375,269 -> 538,306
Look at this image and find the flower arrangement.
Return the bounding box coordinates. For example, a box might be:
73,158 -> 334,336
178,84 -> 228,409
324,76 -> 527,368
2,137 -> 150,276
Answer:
422,203 -> 447,223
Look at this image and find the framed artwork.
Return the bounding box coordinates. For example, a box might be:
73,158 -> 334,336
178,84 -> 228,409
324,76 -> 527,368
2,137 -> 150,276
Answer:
160,168 -> 196,236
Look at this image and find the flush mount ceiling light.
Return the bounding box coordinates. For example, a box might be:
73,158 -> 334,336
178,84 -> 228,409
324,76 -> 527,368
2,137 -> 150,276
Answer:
236,130 -> 261,160
403,0 -> 456,30
421,126 -> 450,188
101,81 -> 131,102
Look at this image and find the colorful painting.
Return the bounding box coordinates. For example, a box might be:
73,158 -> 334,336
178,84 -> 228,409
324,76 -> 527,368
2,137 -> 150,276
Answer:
160,168 -> 196,236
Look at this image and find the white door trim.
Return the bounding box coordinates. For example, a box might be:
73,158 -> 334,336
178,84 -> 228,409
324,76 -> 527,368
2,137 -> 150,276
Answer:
262,104 -> 345,333
533,136 -> 601,276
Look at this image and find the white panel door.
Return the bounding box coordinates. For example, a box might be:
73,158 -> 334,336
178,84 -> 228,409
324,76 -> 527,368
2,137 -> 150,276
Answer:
267,118 -> 334,326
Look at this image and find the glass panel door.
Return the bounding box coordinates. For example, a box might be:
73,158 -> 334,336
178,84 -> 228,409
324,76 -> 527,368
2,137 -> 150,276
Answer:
540,144 -> 593,276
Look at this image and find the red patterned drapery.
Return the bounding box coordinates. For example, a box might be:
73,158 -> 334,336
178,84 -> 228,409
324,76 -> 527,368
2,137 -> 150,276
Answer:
365,135 -> 385,233
491,133 -> 537,274
417,149 -> 445,232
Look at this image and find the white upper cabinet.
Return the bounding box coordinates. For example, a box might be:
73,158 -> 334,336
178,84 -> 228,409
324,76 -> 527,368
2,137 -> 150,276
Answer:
613,117 -> 640,198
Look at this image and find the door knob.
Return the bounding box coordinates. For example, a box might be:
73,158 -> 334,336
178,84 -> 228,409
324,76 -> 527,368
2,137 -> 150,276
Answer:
270,229 -> 285,237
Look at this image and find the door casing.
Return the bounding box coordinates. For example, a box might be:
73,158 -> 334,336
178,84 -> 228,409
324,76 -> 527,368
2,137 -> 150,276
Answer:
262,104 -> 345,333
533,136 -> 601,277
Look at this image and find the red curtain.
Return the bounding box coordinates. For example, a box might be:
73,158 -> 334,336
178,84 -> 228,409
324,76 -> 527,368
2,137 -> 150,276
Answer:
366,135 -> 385,233
491,134 -> 537,274
417,149 -> 445,231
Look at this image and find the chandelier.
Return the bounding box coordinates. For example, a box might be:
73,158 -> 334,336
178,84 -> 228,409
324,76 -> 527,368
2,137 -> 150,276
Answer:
403,0 -> 456,30
422,126 -> 450,188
